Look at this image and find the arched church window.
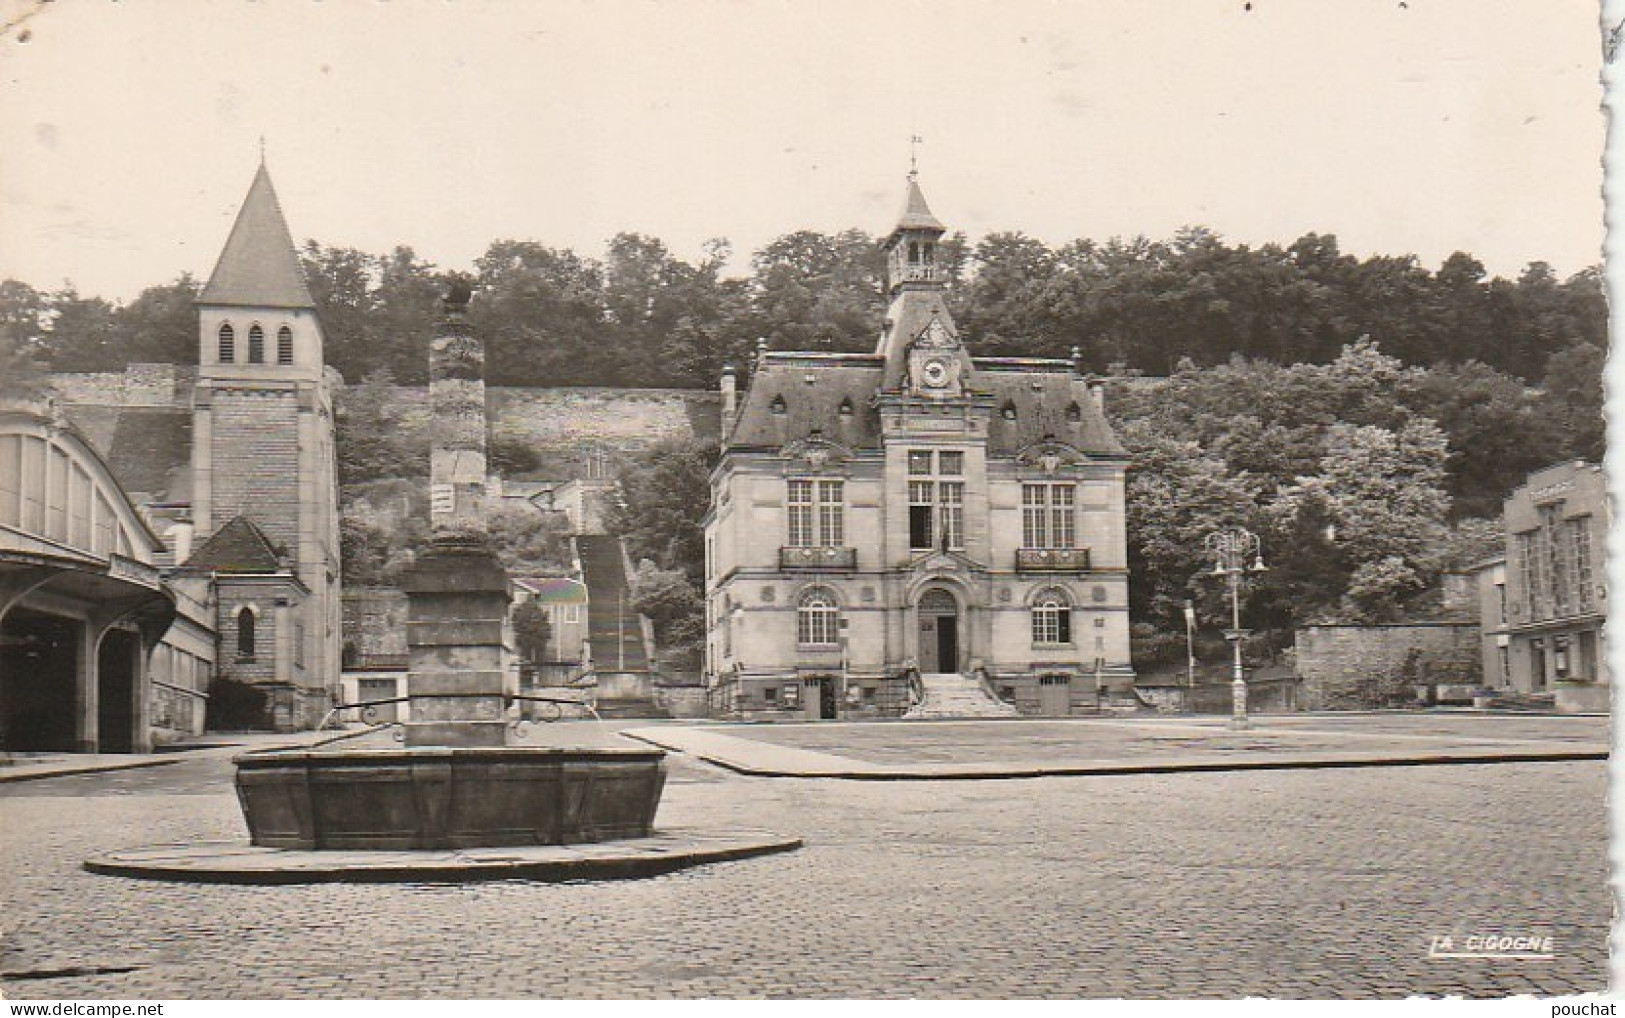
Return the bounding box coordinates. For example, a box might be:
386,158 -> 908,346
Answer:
248,325 -> 265,364
237,607 -> 257,661
277,326 -> 294,365
796,587 -> 840,647
1031,588 -> 1073,646
218,324 -> 235,363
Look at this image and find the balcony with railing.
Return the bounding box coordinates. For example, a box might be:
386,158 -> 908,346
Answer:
780,546 -> 858,570
895,264 -> 941,285
1016,547 -> 1091,572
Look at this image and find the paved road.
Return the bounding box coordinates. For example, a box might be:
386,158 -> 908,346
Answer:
0,736 -> 1607,999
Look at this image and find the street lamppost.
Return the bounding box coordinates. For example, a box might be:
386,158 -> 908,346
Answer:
1203,527 -> 1267,730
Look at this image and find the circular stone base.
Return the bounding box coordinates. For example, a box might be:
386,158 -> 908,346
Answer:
83,829 -> 801,885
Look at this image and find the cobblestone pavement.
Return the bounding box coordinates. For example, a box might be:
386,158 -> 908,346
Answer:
714,714 -> 1611,766
0,739 -> 1607,999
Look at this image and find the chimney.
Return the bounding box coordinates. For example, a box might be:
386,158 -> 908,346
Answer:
719,364 -> 738,441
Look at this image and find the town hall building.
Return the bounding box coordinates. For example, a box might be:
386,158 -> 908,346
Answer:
704,178 -> 1134,720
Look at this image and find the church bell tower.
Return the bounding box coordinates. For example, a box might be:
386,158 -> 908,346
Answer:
190,160 -> 341,727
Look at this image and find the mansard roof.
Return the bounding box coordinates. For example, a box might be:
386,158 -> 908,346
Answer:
198,163 -> 316,309
726,354 -> 1127,459
184,515 -> 284,573
727,355 -> 886,451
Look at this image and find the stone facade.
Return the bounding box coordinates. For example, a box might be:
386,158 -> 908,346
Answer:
705,179 -> 1134,721
1296,623 -> 1481,710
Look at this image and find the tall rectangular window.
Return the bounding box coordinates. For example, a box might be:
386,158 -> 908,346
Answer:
939,482 -> 964,551
1515,532 -> 1537,618
938,451 -> 964,476
909,480 -> 934,550
787,480 -> 814,547
1542,507 -> 1568,615
1570,517 -> 1594,611
1022,483 -> 1076,549
1051,484 -> 1075,548
817,481 -> 844,546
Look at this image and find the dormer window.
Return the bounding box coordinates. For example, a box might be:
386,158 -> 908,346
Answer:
1066,401 -> 1082,423
769,395 -> 787,415
838,397 -> 854,416
1001,400 -> 1017,421
248,325 -> 265,364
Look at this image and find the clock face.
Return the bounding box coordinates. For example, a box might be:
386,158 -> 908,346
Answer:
921,358 -> 950,388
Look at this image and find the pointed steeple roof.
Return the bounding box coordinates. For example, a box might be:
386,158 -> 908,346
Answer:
892,178 -> 945,234
199,163 -> 315,309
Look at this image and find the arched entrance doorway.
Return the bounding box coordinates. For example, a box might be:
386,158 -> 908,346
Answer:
97,629 -> 140,753
917,588 -> 960,673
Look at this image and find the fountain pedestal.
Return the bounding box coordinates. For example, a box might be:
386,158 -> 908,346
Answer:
398,533 -> 511,748
234,528 -> 666,851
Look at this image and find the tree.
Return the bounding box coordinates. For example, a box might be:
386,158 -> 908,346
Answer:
1539,341 -> 1605,463
512,599 -> 553,664
38,287 -> 119,371
483,501 -> 571,576
471,240 -> 609,386
1119,418 -> 1264,627
605,437 -> 716,582
629,559 -> 705,649
749,229 -> 884,352
118,274 -> 200,364
0,327 -> 50,402
334,368 -> 427,485
1283,419 -> 1453,620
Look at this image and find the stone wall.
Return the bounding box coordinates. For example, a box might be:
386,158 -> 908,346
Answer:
342,587 -> 409,667
52,371 -> 721,480
1296,623 -> 1481,710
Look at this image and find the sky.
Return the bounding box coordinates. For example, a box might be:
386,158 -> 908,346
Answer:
0,0 -> 1607,302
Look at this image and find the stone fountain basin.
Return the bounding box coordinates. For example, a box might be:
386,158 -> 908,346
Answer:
234,746 -> 667,851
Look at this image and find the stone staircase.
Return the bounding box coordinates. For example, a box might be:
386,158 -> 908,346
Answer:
573,534 -> 665,718
904,672 -> 1020,719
